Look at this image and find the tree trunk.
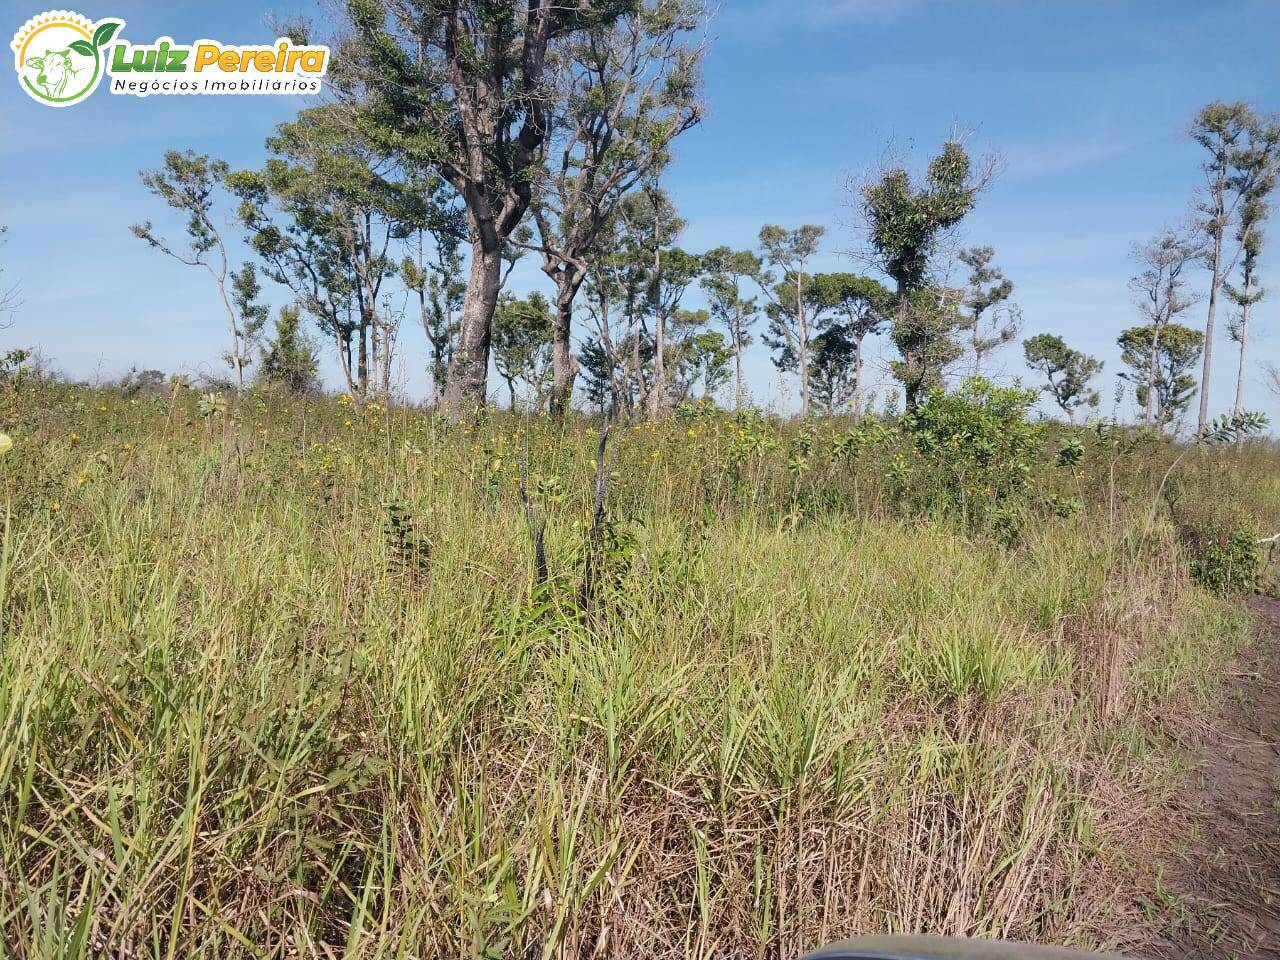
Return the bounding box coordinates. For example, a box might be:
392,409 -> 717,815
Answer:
442,238 -> 503,418
357,316 -> 369,396
549,273 -> 583,420
853,334 -> 864,418
632,319 -> 647,415
213,271 -> 244,393
647,246 -> 665,419
733,321 -> 744,411
1198,232 -> 1224,434
648,310 -> 665,418
971,309 -> 981,377
1145,323 -> 1161,427
1234,278 -> 1252,419
796,272 -> 809,417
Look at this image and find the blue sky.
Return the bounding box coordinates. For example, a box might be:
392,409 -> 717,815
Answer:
2,0 -> 1278,421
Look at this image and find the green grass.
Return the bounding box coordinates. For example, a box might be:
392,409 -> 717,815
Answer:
0,381 -> 1273,958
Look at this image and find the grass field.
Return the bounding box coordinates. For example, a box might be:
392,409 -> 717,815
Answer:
0,379 -> 1276,958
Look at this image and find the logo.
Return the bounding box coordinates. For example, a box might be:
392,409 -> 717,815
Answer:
11,10 -> 120,106
12,10 -> 330,107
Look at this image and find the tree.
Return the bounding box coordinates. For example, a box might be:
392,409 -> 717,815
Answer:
807,272 -> 893,416
349,0 -> 632,417
957,246 -> 1018,374
888,286 -> 965,405
698,247 -> 761,409
756,224 -> 825,416
1128,228 -> 1203,426
808,326 -> 859,414
672,328 -> 730,402
613,184 -> 690,417
531,0 -> 704,418
1226,181 -> 1273,421
854,138 -> 996,409
1022,333 -> 1101,420
403,233 -> 466,406
1118,323 -> 1204,427
230,105 -> 437,400
493,292 -> 554,409
1188,102 -> 1280,433
578,230 -> 635,414
258,304 -> 320,393
132,150 -> 256,392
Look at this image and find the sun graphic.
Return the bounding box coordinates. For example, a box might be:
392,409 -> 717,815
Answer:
10,9 -> 123,107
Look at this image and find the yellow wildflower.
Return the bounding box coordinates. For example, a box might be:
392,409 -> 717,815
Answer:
0,433 -> 11,456
49,501 -> 61,513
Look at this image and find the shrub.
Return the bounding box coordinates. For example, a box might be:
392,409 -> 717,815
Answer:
1182,513 -> 1261,595
902,377 -> 1044,522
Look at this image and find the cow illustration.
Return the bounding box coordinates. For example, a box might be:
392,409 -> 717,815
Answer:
26,49 -> 82,99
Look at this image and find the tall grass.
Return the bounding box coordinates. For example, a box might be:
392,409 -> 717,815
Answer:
0,382 -> 1272,958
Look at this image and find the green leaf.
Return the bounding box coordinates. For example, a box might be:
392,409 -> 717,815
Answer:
92,21 -> 120,48
68,39 -> 94,57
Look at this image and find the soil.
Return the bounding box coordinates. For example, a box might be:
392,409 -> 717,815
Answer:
1140,595 -> 1280,959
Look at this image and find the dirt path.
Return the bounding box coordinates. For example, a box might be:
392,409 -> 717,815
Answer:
1141,595 -> 1280,959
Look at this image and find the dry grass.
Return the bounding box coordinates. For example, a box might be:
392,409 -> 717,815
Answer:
0,381 -> 1272,958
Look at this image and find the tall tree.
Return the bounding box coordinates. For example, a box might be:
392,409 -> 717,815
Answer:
756,224 -> 825,416
230,105 -> 436,399
807,272 -> 893,416
531,0 -> 704,418
132,150 -> 258,392
1225,182 -> 1272,421
1128,228 -> 1203,426
1118,323 -> 1204,427
854,139 -> 995,409
612,185 -> 690,416
698,247 -> 761,409
957,246 -> 1018,374
349,0 -> 632,416
578,227 -> 635,414
1188,102 -> 1280,433
1022,333 -> 1101,420
644,246 -> 701,415
493,292 -> 554,409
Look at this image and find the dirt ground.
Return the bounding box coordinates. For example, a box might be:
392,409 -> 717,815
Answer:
1140,595 -> 1280,959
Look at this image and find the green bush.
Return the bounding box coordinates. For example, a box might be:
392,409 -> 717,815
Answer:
1178,507 -> 1261,596
902,377 -> 1044,523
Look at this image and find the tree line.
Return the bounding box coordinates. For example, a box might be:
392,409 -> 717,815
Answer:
121,2 -> 1279,430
